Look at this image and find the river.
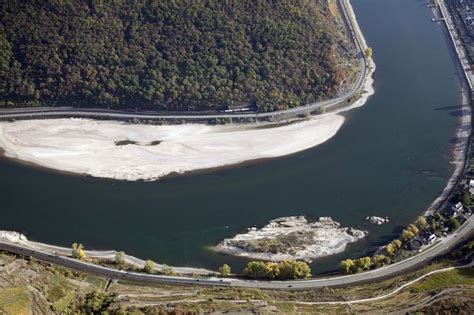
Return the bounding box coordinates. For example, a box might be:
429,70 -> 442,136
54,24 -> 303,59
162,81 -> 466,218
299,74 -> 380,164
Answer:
0,0 -> 462,273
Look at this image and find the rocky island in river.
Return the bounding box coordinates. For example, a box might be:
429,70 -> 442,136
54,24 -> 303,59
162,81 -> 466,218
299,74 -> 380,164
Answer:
214,216 -> 367,262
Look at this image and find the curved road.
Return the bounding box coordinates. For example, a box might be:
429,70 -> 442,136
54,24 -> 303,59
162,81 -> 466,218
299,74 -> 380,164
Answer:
0,0 -> 470,290
280,260 -> 473,305
0,0 -> 368,123
0,216 -> 472,289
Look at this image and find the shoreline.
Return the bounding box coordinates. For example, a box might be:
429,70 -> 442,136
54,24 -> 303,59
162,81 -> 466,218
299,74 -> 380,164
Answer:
0,231 -> 213,276
0,0 -> 378,271
426,86 -> 471,215
0,60 -> 375,183
0,115 -> 346,181
0,0 -> 375,183
0,1 -> 470,292
425,1 -> 473,214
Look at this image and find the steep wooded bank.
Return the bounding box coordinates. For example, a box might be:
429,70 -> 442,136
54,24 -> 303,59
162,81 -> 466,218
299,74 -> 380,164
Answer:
0,0 -> 356,111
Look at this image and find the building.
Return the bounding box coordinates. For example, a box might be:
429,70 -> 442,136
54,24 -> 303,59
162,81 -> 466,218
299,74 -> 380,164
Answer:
445,202 -> 463,218
446,208 -> 459,218
419,230 -> 437,244
455,0 -> 474,39
469,179 -> 474,194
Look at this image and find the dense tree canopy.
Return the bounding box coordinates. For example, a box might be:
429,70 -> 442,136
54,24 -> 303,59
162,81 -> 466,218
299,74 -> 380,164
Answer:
243,260 -> 311,279
0,0 -> 355,111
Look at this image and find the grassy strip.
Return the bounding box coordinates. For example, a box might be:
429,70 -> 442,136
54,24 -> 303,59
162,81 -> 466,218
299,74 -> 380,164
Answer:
413,268 -> 474,292
0,286 -> 31,314
52,291 -> 75,313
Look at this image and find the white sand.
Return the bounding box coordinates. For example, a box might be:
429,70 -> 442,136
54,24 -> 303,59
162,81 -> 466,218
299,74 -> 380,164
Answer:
0,0 -> 376,182
0,114 -> 345,181
0,55 -> 375,182
0,59 -> 375,182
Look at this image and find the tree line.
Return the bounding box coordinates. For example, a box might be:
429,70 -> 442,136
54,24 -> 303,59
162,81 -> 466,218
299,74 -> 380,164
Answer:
1,0 -> 354,112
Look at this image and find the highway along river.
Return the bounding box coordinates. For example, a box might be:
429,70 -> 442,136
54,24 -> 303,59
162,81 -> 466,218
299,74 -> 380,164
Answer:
0,0 -> 463,273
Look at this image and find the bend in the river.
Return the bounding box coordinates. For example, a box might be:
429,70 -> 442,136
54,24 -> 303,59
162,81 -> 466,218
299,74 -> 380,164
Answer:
0,0 -> 466,274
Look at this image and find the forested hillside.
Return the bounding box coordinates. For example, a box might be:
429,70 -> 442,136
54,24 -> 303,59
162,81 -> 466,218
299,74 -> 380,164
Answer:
0,0 -> 356,112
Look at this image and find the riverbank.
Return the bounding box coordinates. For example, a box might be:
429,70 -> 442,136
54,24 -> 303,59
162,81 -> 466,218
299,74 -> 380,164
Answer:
0,0 -> 374,181
0,231 -> 212,276
0,0 -> 465,280
0,115 -> 345,181
0,63 -> 374,182
426,0 -> 473,214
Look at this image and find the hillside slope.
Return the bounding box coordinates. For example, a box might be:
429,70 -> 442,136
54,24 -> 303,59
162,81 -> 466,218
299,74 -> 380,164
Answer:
0,0 -> 356,111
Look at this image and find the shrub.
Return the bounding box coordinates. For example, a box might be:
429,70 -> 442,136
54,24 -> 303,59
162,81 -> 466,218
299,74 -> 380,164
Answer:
218,264 -> 231,277
401,229 -> 415,241
355,257 -> 372,271
374,255 -> 389,268
144,260 -> 155,274
415,216 -> 427,229
385,243 -> 396,256
71,243 -> 86,260
115,251 -> 126,267
392,239 -> 402,249
408,224 -> 419,235
243,261 -> 274,279
341,259 -> 355,274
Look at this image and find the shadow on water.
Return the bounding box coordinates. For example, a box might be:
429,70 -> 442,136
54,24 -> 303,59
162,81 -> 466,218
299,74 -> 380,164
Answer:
449,110 -> 470,118
434,105 -> 462,111
450,135 -> 470,144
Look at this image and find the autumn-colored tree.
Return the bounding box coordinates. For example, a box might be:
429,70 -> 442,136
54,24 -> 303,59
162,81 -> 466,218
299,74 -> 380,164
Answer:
144,260 -> 155,274
115,251 -> 126,267
385,243 -> 396,256
392,239 -> 402,249
243,261 -> 273,279
243,260 -> 310,280
355,257 -> 372,271
374,255 -> 388,268
278,260 -> 311,279
408,224 -> 419,235
341,259 -> 355,274
1,1 -> 352,112
415,216 -> 427,229
401,229 -> 415,241
71,243 -> 86,260
364,47 -> 373,59
218,264 -> 231,277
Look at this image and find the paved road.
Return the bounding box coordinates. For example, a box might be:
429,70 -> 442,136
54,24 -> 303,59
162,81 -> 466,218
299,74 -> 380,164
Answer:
2,0 -> 469,290
279,261 -> 473,305
0,216 -> 472,289
229,216 -> 474,289
0,241 -> 231,287
0,0 -> 367,123
436,0 -> 473,91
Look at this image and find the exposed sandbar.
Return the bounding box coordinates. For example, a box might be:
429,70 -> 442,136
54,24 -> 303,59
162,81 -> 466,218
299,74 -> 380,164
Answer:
0,114 -> 345,181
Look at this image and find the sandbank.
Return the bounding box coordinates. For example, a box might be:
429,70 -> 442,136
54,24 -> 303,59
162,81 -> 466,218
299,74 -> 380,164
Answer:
0,114 -> 345,181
